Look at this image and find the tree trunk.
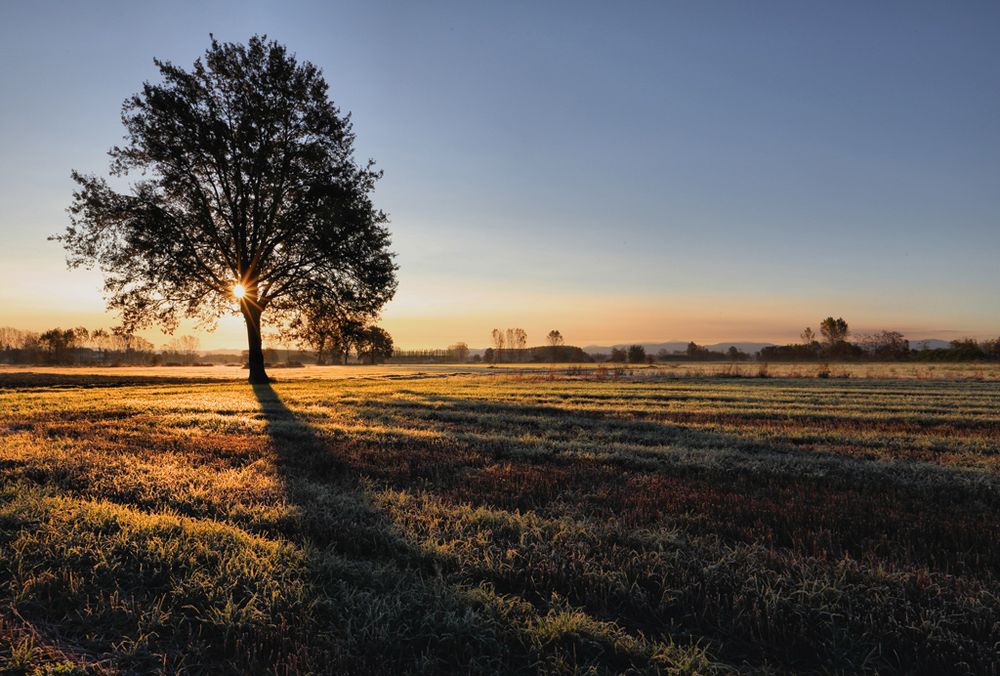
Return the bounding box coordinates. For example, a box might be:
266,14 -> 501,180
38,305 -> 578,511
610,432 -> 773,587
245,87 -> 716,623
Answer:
242,305 -> 269,384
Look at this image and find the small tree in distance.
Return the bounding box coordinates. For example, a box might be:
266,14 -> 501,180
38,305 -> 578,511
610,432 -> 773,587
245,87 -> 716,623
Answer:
546,329 -> 564,361
494,328 -> 528,362
356,326 -> 393,364
285,311 -> 365,365
164,335 -> 200,364
491,329 -> 505,363
513,328 -> 528,361
448,342 -> 470,363
819,317 -> 849,345
858,330 -> 909,360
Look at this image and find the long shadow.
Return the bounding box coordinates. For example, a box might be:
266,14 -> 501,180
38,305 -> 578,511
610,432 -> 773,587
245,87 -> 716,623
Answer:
252,384 -> 839,671
251,382 -> 422,560
249,382 -> 534,674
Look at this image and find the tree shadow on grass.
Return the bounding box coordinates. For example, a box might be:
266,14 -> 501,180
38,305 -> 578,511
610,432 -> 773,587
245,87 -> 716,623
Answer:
250,382 -> 538,674
250,384 -> 803,674
0,380 -> 693,674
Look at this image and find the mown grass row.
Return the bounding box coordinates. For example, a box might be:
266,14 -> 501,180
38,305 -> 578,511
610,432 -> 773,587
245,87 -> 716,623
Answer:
1,374 -> 998,673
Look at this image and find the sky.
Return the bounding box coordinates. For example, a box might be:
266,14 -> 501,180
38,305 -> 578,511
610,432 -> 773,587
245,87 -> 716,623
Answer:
1,1 -> 998,349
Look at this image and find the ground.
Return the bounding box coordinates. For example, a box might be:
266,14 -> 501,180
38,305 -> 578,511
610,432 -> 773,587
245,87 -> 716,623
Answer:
0,366 -> 998,673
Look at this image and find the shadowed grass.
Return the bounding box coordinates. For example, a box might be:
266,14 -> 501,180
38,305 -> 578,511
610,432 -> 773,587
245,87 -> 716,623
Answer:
0,373 -> 997,673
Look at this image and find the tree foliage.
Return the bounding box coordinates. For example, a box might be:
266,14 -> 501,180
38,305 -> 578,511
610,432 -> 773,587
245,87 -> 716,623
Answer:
858,331 -> 909,359
284,307 -> 366,365
819,317 -> 849,345
490,329 -> 505,363
356,326 -> 394,364
448,342 -> 470,363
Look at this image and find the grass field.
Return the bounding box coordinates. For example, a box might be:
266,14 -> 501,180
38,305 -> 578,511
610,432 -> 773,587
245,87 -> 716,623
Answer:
1,367 -> 998,673
2,360 -> 999,382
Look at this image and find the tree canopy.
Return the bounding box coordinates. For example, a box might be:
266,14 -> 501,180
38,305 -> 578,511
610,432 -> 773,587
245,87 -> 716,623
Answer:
819,317 -> 849,345
356,326 -> 394,364
55,35 -> 397,382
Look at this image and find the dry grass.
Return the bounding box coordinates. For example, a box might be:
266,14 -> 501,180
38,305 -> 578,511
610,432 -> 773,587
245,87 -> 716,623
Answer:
2,359 -> 998,383
1,368 -> 998,673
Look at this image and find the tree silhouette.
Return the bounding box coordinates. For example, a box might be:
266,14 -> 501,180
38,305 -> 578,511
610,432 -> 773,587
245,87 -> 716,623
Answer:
284,306 -> 366,365
627,344 -> 646,363
448,342 -> 470,363
512,328 -> 527,361
819,317 -> 849,345
356,326 -> 394,364
54,36 -> 397,383
546,329 -> 564,361
491,329 -> 505,363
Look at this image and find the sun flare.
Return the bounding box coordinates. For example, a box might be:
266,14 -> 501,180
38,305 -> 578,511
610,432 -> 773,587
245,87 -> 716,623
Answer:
232,283 -> 246,299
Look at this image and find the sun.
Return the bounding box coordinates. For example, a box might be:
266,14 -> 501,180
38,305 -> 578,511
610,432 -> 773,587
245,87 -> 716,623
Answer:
232,283 -> 246,299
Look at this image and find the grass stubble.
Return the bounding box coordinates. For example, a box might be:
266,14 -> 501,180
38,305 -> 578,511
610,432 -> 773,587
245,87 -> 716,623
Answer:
0,369 -> 998,673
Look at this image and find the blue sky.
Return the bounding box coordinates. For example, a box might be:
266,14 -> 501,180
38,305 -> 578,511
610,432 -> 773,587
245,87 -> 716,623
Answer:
1,1 -> 998,348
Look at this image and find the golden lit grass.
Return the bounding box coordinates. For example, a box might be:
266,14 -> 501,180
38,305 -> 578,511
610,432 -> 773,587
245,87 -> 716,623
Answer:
0,372 -> 998,673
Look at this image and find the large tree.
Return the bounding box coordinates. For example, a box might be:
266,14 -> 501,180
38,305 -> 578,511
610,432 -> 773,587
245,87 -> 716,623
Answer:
55,36 -> 397,383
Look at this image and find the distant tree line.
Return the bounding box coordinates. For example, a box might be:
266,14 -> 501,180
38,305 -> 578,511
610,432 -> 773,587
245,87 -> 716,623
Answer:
588,343 -> 752,364
0,326 -> 164,366
390,343 -> 470,364
282,312 -> 394,365
596,345 -> 652,363
9,316 -> 996,368
674,343 -> 751,362
483,345 -> 593,364
905,338 -> 1000,362
480,329 -> 592,364
760,317 -> 1000,362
